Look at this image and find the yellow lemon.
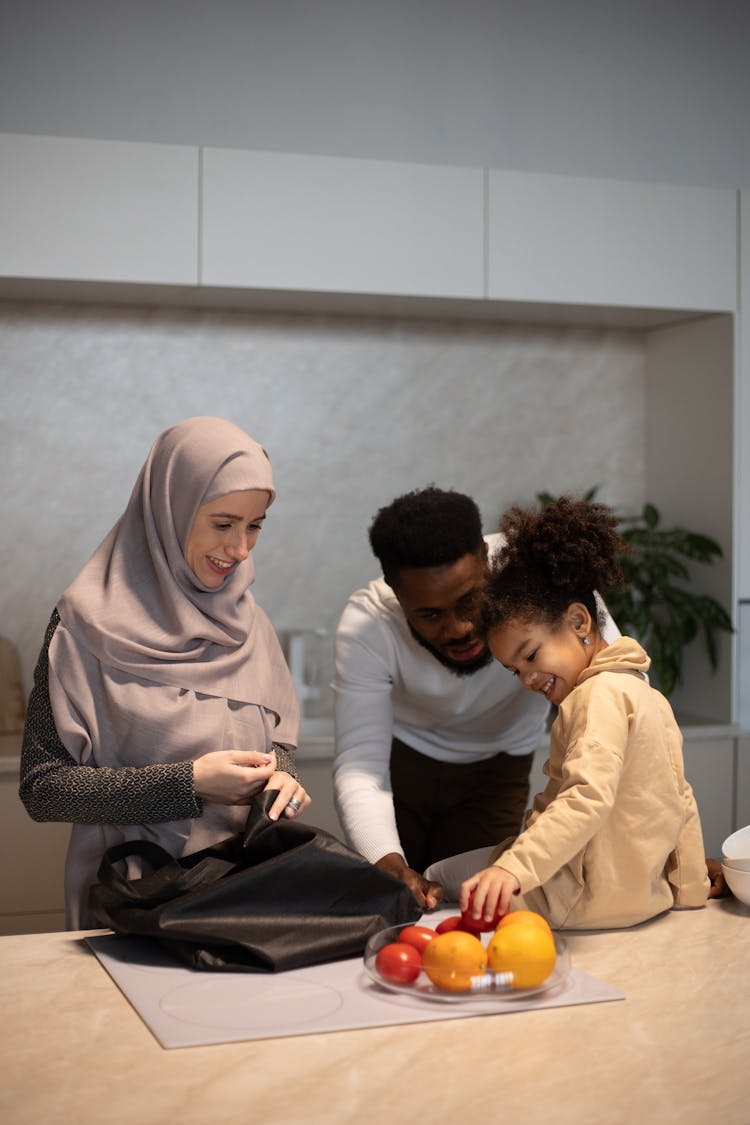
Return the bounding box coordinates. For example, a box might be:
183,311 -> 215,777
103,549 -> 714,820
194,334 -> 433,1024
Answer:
495,909 -> 553,937
487,923 -> 556,989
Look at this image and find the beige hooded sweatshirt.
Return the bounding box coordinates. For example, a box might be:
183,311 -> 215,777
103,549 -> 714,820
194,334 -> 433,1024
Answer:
493,636 -> 709,929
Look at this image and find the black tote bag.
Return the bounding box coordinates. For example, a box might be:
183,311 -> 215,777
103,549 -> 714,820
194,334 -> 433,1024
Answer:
89,790 -> 421,972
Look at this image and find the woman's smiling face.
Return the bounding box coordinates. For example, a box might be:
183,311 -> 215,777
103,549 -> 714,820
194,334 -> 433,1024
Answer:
185,489 -> 270,588
488,610 -> 593,706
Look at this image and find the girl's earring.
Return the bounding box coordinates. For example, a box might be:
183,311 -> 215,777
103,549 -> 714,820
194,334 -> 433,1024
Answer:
582,635 -> 591,646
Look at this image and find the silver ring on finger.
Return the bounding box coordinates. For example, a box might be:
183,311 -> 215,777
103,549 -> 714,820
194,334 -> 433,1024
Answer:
286,796 -> 302,814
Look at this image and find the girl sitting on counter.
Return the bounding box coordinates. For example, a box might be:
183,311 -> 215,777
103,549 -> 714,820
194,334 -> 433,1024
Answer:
20,416 -> 309,930
425,496 -> 712,929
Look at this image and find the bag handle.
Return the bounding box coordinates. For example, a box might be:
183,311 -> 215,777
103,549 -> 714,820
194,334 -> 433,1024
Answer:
95,839 -> 238,907
94,839 -> 182,903
94,791 -> 313,910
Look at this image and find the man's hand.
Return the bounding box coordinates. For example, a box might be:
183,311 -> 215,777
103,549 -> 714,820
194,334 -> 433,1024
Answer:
707,857 -> 731,898
375,852 -> 444,910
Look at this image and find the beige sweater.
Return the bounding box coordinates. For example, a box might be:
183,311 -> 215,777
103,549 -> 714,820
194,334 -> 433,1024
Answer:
493,637 -> 709,929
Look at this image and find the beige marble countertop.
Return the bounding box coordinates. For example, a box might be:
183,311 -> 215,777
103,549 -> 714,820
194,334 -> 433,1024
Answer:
1,899 -> 748,1125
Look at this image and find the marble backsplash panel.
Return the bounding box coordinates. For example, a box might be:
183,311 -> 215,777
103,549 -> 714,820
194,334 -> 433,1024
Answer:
0,302 -> 646,696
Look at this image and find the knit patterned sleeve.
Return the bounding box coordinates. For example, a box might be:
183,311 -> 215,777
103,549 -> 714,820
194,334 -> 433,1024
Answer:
19,611 -> 203,826
271,742 -> 299,781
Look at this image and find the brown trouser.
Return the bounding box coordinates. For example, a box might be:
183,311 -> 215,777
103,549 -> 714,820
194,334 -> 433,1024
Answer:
389,736 -> 534,872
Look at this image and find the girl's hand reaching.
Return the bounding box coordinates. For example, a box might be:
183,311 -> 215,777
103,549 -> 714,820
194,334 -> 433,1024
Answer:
460,864 -> 521,923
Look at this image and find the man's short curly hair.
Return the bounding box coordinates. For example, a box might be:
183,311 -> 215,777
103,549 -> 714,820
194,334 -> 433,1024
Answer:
483,496 -> 627,631
369,486 -> 484,584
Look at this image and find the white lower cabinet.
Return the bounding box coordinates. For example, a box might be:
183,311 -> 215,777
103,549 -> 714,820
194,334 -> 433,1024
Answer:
735,736 -> 750,831
0,761 -> 68,936
681,737 -> 736,859
736,191 -> 750,601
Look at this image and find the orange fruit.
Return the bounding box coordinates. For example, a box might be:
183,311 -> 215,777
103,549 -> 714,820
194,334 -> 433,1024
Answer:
487,922 -> 556,989
422,930 -> 488,992
495,909 -> 552,936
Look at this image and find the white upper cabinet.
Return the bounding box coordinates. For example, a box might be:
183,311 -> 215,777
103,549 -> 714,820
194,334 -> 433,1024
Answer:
0,134 -> 740,314
201,148 -> 484,298
487,170 -> 737,312
0,134 -> 199,284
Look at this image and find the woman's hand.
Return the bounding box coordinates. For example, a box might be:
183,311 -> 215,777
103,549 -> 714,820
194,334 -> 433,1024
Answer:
460,864 -> 520,921
192,749 -> 278,805
262,771 -> 312,822
192,750 -> 311,821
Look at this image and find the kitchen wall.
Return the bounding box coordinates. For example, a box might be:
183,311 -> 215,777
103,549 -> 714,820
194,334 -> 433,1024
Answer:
1,301 -> 646,697
1,2 -> 749,189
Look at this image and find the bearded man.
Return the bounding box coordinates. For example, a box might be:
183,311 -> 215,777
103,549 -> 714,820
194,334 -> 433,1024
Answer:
333,487 -> 621,908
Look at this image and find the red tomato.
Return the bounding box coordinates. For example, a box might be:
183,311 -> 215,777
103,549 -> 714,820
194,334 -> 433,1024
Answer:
375,942 -> 422,984
460,891 -> 505,934
435,915 -> 469,935
397,925 -> 436,956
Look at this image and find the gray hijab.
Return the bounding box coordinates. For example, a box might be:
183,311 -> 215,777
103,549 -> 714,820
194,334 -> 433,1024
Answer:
52,416 -> 296,720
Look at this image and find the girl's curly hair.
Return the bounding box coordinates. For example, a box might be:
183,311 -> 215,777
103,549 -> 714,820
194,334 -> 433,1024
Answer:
483,496 -> 628,632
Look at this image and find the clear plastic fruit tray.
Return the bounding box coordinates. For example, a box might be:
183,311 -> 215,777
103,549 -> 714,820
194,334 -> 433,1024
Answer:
363,922 -> 570,1004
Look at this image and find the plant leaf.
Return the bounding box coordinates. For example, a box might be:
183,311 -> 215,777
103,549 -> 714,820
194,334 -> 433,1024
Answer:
643,502 -> 660,529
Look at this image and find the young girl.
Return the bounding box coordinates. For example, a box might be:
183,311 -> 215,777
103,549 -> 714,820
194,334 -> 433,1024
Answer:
427,496 -> 710,930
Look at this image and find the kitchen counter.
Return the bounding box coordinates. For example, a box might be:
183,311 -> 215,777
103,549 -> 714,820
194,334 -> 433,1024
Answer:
1,900 -> 748,1125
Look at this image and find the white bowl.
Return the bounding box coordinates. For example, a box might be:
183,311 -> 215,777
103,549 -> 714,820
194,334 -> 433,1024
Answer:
721,855 -> 750,872
721,825 -> 750,869
721,863 -> 750,906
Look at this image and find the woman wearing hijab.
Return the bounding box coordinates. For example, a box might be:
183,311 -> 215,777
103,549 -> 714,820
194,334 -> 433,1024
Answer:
20,416 -> 308,929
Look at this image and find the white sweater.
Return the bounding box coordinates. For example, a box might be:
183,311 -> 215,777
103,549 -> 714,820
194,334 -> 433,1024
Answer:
332,535 -> 551,863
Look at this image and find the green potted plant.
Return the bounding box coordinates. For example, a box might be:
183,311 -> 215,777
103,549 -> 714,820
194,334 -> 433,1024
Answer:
536,490 -> 733,697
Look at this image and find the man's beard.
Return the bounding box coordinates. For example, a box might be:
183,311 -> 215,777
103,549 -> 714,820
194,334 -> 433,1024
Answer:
408,624 -> 494,677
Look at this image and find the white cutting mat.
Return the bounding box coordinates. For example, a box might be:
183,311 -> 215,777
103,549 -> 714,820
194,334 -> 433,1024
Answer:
86,931 -> 624,1049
